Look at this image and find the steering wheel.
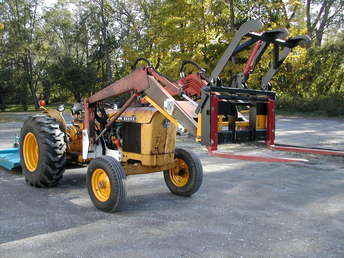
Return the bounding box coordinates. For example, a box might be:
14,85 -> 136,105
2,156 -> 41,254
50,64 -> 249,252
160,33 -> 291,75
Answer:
179,60 -> 207,79
131,58 -> 152,70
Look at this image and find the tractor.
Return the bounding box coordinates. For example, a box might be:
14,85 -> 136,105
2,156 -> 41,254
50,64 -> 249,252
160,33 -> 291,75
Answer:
17,19 -> 312,212
20,91 -> 203,212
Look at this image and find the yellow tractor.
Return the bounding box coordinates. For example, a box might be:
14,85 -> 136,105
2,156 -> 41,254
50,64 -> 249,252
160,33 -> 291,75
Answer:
20,68 -> 203,212
19,20 -> 311,212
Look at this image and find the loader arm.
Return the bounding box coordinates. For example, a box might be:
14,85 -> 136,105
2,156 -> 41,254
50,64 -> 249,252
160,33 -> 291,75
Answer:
88,69 -> 150,103
260,35 -> 311,89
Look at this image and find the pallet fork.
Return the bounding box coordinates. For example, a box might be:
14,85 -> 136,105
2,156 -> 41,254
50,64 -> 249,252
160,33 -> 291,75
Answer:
198,24 -> 344,162
266,99 -> 344,157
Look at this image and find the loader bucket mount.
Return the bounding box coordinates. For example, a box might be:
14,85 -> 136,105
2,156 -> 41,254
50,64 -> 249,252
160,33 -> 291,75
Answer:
199,86 -> 276,151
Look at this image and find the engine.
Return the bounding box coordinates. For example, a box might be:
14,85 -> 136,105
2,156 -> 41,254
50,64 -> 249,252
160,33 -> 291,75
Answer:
66,102 -> 177,167
108,107 -> 177,166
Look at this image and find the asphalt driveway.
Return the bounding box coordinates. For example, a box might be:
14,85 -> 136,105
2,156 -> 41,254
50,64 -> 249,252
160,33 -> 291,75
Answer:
0,114 -> 343,257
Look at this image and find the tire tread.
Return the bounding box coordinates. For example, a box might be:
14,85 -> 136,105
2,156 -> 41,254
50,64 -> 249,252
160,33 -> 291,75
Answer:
164,148 -> 203,197
20,114 -> 67,187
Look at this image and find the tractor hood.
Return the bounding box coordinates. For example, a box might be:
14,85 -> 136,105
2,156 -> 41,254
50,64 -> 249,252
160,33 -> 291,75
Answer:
107,107 -> 159,124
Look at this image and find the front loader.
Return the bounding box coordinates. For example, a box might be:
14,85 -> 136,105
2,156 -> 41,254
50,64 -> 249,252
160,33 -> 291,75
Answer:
15,19 -> 317,212
20,64 -> 204,212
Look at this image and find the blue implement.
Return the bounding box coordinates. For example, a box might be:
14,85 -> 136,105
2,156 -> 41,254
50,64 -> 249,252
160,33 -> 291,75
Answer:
0,148 -> 20,170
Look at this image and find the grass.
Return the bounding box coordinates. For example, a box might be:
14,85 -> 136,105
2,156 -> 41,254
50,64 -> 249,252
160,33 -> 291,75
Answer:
0,117 -> 17,123
2,103 -> 72,113
2,105 -> 37,112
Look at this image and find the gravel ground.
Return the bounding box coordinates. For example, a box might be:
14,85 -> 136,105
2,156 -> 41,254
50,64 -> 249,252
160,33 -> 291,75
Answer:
0,112 -> 343,257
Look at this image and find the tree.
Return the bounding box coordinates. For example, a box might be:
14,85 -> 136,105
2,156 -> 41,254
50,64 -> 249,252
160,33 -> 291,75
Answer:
78,0 -> 119,84
0,0 -> 343,112
48,56 -> 98,102
306,0 -> 344,46
1,0 -> 47,108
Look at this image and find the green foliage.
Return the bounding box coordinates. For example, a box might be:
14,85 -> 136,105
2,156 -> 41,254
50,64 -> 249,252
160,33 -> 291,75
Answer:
0,0 -> 343,114
277,93 -> 344,117
47,57 -> 98,102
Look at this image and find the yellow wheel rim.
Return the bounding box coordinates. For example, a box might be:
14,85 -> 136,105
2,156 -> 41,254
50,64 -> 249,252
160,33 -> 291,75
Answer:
169,158 -> 190,187
91,169 -> 111,202
23,132 -> 39,172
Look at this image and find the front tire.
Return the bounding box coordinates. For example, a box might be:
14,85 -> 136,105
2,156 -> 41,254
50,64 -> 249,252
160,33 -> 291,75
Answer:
87,156 -> 127,212
20,114 -> 67,187
164,148 -> 203,197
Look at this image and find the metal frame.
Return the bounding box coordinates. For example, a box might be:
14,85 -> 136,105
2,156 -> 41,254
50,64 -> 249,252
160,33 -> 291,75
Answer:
197,22 -> 327,163
207,149 -> 307,163
210,20 -> 263,81
200,86 -> 275,149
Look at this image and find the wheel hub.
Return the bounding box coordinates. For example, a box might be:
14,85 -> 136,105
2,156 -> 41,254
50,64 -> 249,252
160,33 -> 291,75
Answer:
169,158 -> 190,187
98,180 -> 106,189
91,169 -> 111,202
23,132 -> 39,172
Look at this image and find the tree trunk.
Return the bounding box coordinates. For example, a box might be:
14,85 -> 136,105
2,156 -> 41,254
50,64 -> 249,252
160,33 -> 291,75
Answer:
228,0 -> 235,30
23,53 -> 39,109
315,2 -> 331,47
28,83 -> 39,109
306,0 -> 312,37
19,87 -> 28,111
0,92 -> 5,111
224,0 -> 235,31
100,0 -> 112,84
73,91 -> 82,102
42,80 -> 51,104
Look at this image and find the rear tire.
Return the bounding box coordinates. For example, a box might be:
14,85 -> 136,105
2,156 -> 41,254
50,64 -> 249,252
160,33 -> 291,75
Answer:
20,114 -> 67,187
87,156 -> 127,212
164,148 -> 203,197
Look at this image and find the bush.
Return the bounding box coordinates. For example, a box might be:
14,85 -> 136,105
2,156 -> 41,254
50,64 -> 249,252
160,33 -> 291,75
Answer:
277,93 -> 344,117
